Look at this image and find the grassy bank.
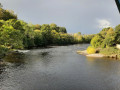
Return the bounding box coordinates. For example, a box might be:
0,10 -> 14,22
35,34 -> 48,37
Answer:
99,47 -> 120,59
77,46 -> 120,59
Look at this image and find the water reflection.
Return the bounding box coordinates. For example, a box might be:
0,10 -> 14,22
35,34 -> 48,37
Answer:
4,52 -> 26,64
86,57 -> 120,74
41,52 -> 49,56
1,44 -> 120,90
0,64 -> 5,75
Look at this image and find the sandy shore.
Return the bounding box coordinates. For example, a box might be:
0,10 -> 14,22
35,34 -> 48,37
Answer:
86,54 -> 105,57
77,50 -> 105,58
77,50 -> 88,55
77,50 -> 118,59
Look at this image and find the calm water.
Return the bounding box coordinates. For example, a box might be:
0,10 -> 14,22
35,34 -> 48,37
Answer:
1,44 -> 120,90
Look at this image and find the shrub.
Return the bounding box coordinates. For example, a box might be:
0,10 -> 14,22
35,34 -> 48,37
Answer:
87,46 -> 96,54
100,47 -> 118,55
90,34 -> 103,48
0,45 -> 9,58
99,47 -> 120,59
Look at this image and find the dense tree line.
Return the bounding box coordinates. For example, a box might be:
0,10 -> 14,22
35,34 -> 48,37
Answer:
0,19 -> 94,49
0,3 -> 94,56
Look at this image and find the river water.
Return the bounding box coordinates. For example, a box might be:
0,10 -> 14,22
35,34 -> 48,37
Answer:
1,44 -> 120,90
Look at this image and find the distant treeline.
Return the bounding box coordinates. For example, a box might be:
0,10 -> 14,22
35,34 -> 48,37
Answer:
0,3 -> 94,58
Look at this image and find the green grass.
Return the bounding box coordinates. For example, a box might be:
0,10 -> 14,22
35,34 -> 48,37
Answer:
100,47 -> 120,59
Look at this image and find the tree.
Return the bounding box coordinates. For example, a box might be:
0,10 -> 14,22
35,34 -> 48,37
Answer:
99,27 -> 110,38
0,3 -> 2,8
91,34 -> 103,48
115,24 -> 120,44
23,24 -> 35,48
102,28 -> 116,48
41,24 -> 50,31
78,32 -> 81,35
0,25 -> 23,49
0,9 -> 17,21
59,27 -> 67,33
33,24 -> 41,30
50,23 -> 57,30
51,30 -> 61,44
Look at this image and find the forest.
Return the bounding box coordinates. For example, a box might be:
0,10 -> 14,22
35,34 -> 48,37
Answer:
0,4 -> 94,58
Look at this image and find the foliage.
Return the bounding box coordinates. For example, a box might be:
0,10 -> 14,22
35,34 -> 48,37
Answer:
0,25 -> 23,49
100,47 -> 120,59
87,46 -> 96,54
0,3 -> 2,8
100,47 -> 118,55
91,34 -> 103,48
90,27 -> 117,48
101,28 -> 116,48
115,24 -> 120,44
0,8 -> 17,21
0,45 -> 9,58
0,4 -> 95,58
73,33 -> 94,43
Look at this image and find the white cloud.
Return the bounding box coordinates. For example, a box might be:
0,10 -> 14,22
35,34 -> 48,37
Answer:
97,19 -> 112,29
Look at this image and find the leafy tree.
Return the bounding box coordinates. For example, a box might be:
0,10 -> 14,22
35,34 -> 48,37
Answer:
50,23 -> 57,30
102,28 -> 116,48
115,24 -> 120,44
91,34 -> 103,48
41,24 -> 50,31
51,30 -> 61,44
0,9 -> 17,21
0,3 -> 2,8
59,27 -> 67,33
78,32 -> 81,35
0,25 -> 23,49
33,24 -> 41,30
23,24 -> 35,48
99,27 -> 110,37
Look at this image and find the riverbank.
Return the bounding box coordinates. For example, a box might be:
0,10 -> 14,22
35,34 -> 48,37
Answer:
77,50 -> 118,59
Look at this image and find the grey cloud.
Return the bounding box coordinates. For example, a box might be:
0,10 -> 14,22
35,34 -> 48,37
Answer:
0,0 -> 120,34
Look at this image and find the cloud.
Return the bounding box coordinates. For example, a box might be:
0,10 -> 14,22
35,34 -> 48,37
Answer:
0,0 -> 119,34
97,19 -> 112,29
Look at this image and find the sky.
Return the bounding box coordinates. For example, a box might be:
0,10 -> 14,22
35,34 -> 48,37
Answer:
0,0 -> 120,34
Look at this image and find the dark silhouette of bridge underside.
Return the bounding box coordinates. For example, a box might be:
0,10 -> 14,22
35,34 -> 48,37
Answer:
115,0 -> 120,13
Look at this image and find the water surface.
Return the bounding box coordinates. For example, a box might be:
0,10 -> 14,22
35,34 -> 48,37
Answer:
0,44 -> 120,90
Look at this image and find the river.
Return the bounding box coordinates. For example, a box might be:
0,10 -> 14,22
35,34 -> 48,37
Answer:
0,44 -> 120,90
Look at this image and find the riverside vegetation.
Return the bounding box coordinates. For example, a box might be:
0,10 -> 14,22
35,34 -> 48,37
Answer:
0,4 -> 94,59
1,3 -> 120,60
84,26 -> 120,59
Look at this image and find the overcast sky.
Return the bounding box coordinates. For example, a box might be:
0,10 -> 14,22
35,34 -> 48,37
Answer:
0,0 -> 120,34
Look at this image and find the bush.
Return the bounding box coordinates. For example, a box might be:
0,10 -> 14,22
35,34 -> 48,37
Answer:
0,45 -> 9,58
99,47 -> 120,59
87,46 -> 96,54
90,34 -> 103,48
100,47 -> 118,55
